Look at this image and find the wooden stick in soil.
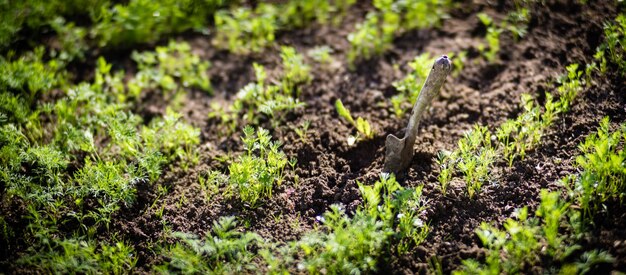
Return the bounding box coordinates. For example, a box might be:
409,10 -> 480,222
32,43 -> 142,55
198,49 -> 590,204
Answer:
383,55 -> 452,174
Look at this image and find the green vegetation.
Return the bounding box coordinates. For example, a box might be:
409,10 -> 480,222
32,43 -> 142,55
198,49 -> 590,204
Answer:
347,12 -> 396,66
498,64 -> 583,166
438,64 -> 585,197
347,0 -> 453,65
227,126 -> 288,207
280,46 -> 313,95
438,126 -> 497,198
93,0 -> 226,48
292,174 -> 429,273
308,46 -> 335,66
297,205 -> 389,273
292,120 -> 312,143
1,39 -> 201,271
213,0 -> 356,54
563,117 -> 626,221
19,238 -> 137,274
358,174 -> 429,254
198,170 -> 228,202
158,173 -> 430,274
131,41 -> 212,97
1,0 -> 228,55
209,46 -> 309,133
335,99 -> 375,142
556,64 -> 584,112
456,117 -> 626,273
476,6 -> 530,62
214,5 -> 278,54
594,14 -> 626,75
497,93 -> 553,166
2,0 -> 357,57
158,216 -> 261,273
2,0 -> 624,273
476,13 -> 503,62
454,190 -> 613,274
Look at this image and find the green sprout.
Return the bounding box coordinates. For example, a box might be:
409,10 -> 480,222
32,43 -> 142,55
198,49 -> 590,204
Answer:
158,216 -> 261,274
130,41 -> 212,96
347,12 -> 395,66
597,14 -> 626,76
280,46 -> 312,96
455,190 -> 613,274
292,120 -> 311,143
476,13 -> 502,62
213,5 -> 278,54
346,0 -> 452,65
563,117 -> 626,220
335,99 -> 375,142
227,126 -> 288,207
436,151 -> 453,195
211,48 -> 310,133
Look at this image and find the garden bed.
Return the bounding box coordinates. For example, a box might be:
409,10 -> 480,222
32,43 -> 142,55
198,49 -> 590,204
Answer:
1,0 -> 625,273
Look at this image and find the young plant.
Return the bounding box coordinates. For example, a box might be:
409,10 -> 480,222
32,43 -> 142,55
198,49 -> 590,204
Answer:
437,126 -> 496,199
347,12 -> 396,66
19,238 -> 137,274
212,53 -> 309,133
158,216 -> 261,274
476,13 -> 502,63
0,47 -> 60,115
596,14 -> 626,76
72,159 -> 137,228
228,126 -> 288,207
93,0 -> 226,47
49,17 -> 88,63
197,170 -> 227,202
496,94 -> 544,166
280,46 -> 312,96
141,108 -> 201,171
556,63 -> 583,112
357,173 -> 430,254
456,126 -> 497,199
279,0 -> 332,28
447,51 -> 468,77
346,0 -> 452,65
455,190 -> 591,274
503,6 -> 530,40
399,0 -> 451,30
563,117 -> 626,220
297,204 -> 389,274
256,173 -> 430,272
213,5 -> 278,54
130,41 -> 212,97
476,6 -> 530,63
335,99 -> 375,142
331,0 -> 357,25
292,120 -> 311,143
436,151 -> 453,195
496,63 -> 583,166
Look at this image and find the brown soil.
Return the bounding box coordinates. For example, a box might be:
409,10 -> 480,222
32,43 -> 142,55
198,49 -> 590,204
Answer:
3,0 -> 625,273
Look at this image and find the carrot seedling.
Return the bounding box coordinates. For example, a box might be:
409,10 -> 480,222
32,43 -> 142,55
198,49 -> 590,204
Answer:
335,99 -> 375,142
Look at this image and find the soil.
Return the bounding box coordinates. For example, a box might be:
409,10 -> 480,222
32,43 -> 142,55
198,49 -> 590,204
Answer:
3,0 -> 626,273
